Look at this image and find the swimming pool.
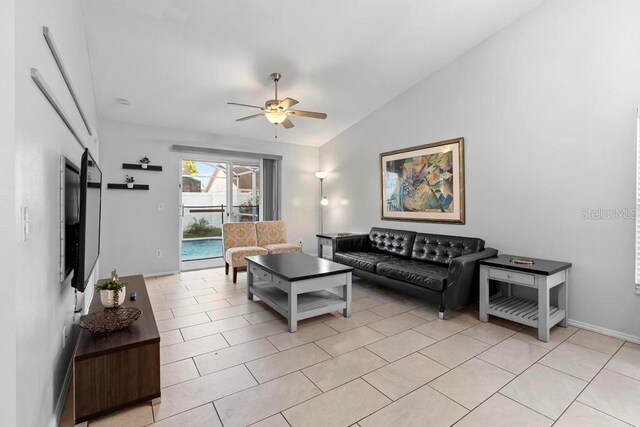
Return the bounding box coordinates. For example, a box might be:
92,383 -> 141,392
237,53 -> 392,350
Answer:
182,238 -> 223,261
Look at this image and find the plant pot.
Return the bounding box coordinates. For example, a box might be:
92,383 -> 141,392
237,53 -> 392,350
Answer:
127,183 -> 134,189
100,286 -> 126,308
141,164 -> 148,169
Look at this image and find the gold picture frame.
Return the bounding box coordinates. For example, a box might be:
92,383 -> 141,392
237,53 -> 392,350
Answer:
380,137 -> 465,224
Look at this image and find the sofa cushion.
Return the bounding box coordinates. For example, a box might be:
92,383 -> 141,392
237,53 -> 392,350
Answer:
256,220 -> 288,246
263,243 -> 301,254
223,222 -> 259,249
377,260 -> 449,291
225,246 -> 268,267
411,233 -> 485,265
369,227 -> 416,258
334,251 -> 400,273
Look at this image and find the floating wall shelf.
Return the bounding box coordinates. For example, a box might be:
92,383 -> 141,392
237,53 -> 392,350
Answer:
122,163 -> 163,171
107,184 -> 150,190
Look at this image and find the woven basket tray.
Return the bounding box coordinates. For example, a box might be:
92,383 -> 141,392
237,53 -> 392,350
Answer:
80,307 -> 142,334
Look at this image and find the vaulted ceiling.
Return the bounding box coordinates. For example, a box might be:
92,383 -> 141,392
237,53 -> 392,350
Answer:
83,0 -> 543,146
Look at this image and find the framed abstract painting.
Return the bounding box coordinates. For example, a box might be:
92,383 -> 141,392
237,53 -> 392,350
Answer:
380,138 -> 465,224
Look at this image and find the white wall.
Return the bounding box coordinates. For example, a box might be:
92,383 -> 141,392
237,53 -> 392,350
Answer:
14,0 -> 99,425
98,119 -> 320,277
320,0 -> 640,340
0,0 -> 17,424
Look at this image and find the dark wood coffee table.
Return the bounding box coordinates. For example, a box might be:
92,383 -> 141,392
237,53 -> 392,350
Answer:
245,253 -> 353,332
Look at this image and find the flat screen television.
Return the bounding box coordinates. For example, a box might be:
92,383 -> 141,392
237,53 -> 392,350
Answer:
63,158 -> 80,281
72,149 -> 102,292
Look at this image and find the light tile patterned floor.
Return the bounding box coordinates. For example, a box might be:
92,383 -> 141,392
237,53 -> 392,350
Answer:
60,267 -> 640,426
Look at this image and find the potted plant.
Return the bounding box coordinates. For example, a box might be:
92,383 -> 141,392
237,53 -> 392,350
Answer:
125,174 -> 135,189
95,276 -> 126,308
140,156 -> 151,169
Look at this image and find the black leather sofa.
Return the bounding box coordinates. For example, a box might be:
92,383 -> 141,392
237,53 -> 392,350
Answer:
333,227 -> 497,319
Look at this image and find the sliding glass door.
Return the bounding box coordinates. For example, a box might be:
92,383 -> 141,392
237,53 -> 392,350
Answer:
180,159 -> 259,266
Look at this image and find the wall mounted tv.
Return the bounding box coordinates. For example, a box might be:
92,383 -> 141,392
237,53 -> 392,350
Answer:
62,158 -> 80,282
72,149 -> 102,292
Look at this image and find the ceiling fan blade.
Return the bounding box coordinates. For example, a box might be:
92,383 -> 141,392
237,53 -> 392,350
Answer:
236,113 -> 264,122
278,97 -> 298,109
281,117 -> 294,129
227,102 -> 264,110
288,110 -> 327,119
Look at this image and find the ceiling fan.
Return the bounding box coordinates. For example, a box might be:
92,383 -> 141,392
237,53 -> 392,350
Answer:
228,72 -> 327,138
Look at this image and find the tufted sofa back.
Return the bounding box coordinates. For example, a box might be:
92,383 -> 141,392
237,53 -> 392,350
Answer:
412,233 -> 485,265
369,227 -> 416,258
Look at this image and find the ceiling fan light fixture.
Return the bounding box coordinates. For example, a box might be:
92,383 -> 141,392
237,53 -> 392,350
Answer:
265,110 -> 287,124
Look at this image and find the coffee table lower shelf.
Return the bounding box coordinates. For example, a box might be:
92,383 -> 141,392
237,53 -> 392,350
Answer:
250,282 -> 346,321
488,296 -> 565,329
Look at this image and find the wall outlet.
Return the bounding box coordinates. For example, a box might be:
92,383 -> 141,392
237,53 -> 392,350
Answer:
156,250 -> 162,258
62,325 -> 67,349
158,202 -> 165,211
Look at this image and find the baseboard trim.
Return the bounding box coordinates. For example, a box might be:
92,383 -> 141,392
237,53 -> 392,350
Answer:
568,318 -> 640,344
50,357 -> 73,427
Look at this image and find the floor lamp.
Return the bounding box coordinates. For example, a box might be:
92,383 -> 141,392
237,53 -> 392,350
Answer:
315,171 -> 329,234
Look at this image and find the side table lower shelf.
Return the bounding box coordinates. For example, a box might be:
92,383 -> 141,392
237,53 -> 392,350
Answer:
489,296 -> 566,329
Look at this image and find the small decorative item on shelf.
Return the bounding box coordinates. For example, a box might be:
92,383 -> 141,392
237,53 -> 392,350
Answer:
510,258 -> 535,265
95,269 -> 127,308
125,174 -> 135,189
80,307 -> 142,334
140,156 -> 151,169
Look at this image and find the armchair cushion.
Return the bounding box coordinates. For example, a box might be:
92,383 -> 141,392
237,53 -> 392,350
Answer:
256,220 -> 288,246
377,260 -> 448,291
333,251 -> 399,273
225,246 -> 268,268
264,243 -> 302,254
223,222 -> 259,249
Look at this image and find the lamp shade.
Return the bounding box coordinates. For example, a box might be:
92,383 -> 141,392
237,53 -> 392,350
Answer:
315,171 -> 328,179
320,197 -> 329,206
265,111 -> 287,124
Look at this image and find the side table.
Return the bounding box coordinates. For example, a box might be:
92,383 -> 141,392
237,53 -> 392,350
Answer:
316,233 -> 367,260
479,255 -> 571,342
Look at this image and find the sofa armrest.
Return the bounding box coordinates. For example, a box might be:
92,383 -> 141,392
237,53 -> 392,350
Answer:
334,234 -> 370,253
443,248 -> 498,310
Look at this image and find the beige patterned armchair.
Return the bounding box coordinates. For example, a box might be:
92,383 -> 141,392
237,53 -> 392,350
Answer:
255,220 -> 302,254
222,222 -> 268,283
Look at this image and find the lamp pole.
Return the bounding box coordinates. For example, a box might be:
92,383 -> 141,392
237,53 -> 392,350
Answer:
320,177 -> 324,234
316,172 -> 329,234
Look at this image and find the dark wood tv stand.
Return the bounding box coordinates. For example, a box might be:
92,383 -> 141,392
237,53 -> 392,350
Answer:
73,275 -> 160,425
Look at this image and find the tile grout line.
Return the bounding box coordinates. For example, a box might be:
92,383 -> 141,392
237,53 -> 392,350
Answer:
427,331 -> 579,424
151,268 -> 633,427
493,392 -> 555,422
550,343 -> 630,426
353,344 -> 477,424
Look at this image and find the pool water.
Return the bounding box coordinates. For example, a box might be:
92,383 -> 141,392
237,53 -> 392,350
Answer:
182,238 -> 223,260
